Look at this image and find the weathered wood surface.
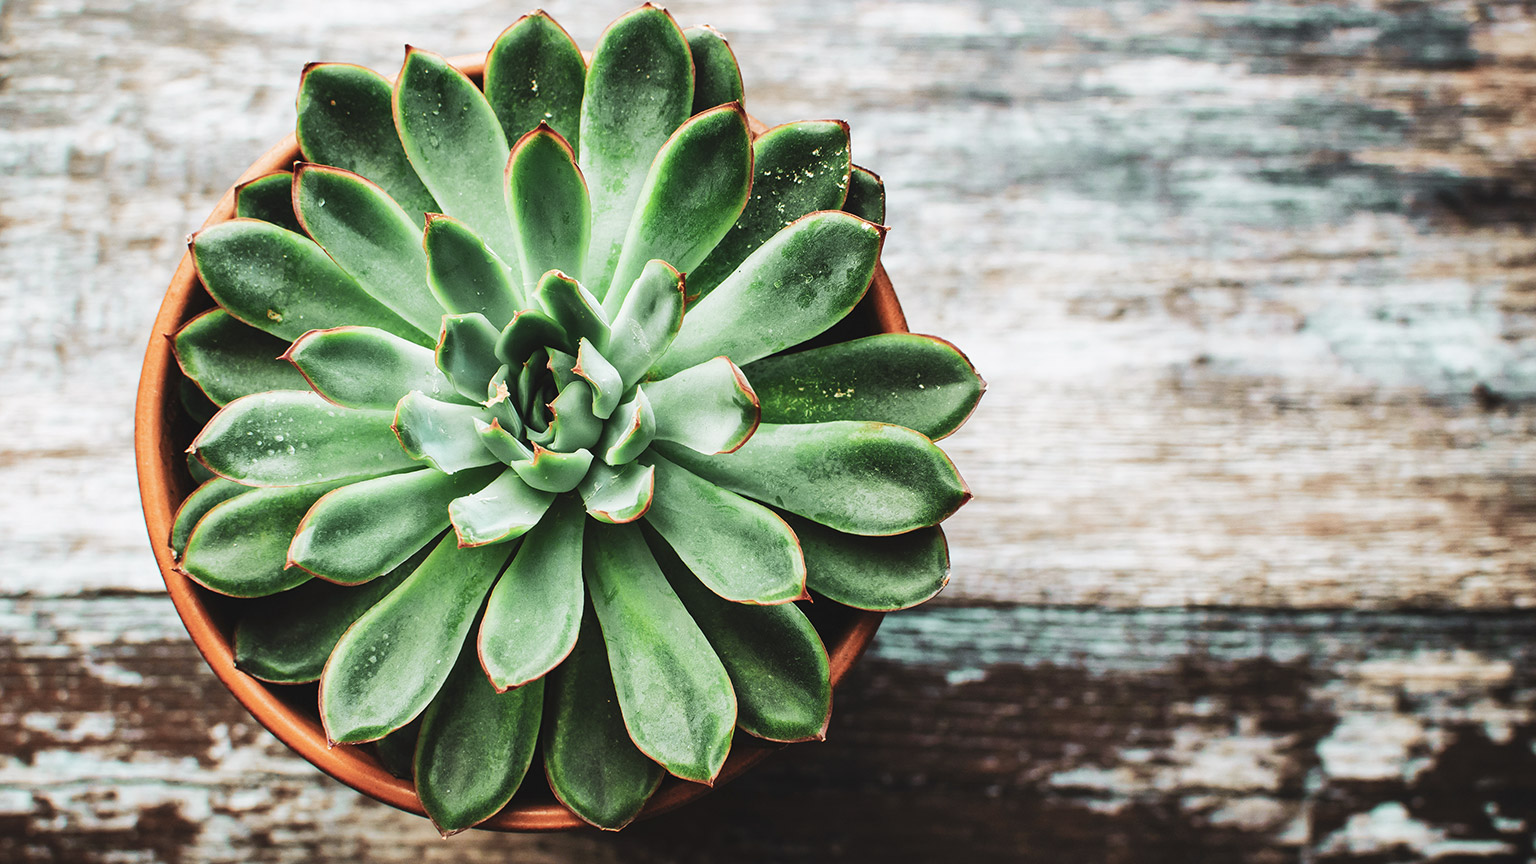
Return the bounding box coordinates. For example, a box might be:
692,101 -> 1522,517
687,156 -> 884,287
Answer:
5,0 -> 1536,860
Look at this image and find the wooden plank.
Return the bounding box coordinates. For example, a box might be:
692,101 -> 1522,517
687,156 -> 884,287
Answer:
3,596 -> 1536,861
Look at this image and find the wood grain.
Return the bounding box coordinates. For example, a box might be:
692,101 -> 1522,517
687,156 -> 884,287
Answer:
4,0 -> 1536,859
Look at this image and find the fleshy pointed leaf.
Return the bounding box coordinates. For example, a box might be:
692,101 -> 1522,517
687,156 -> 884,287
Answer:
436,313 -> 502,401
843,164 -> 885,224
507,125 -> 590,284
642,453 -> 804,604
374,719 -> 421,780
595,387 -> 656,466
585,521 -> 735,784
180,480 -> 344,597
654,421 -> 970,535
187,451 -> 216,485
646,356 -> 758,454
605,259 -> 684,389
173,309 -> 308,406
320,534 -> 511,743
534,270 -> 608,350
496,308 -> 572,365
485,11 -> 587,152
579,6 -> 694,296
235,170 -> 303,234
578,461 -> 655,524
786,513 -> 949,610
511,446 -> 594,494
539,380 -> 603,453
395,48 -> 520,269
544,613 -> 664,830
574,338 -> 623,419
476,417 -> 533,466
191,219 -> 428,346
284,325 -> 466,410
233,541 -> 428,683
180,377 -> 218,424
293,164 -> 445,335
392,392 -> 497,474
744,333 -> 984,440
416,642 -> 543,835
192,391 -> 417,486
479,495 -> 585,689
288,466 -> 500,585
603,104 -> 752,311
448,468 -> 556,547
688,120 -> 852,302
423,214 -> 522,329
651,530 -> 830,742
296,63 -> 439,223
653,211 -> 884,376
685,25 -> 743,114
170,477 -> 248,558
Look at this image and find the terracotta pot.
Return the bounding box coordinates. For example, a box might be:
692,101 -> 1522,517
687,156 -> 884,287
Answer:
133,55 -> 904,831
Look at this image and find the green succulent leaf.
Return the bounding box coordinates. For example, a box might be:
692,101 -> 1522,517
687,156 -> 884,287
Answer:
539,380 -> 604,453
651,530 -> 830,741
605,259 -> 684,389
416,642 -> 543,836
743,333 -> 984,440
436,313 -> 503,402
579,5 -> 694,296
170,477 -> 248,558
585,521 -> 735,784
534,270 -> 608,351
374,719 -> 421,780
293,164 -> 445,335
653,421 -> 970,536
785,513 -> 950,611
843,164 -> 886,224
604,103 -> 753,311
642,453 -> 805,604
485,11 -> 587,152
288,466 -> 500,585
173,309 -> 308,406
684,26 -> 744,115
496,308 -> 572,365
187,451 -> 216,485
688,120 -> 852,302
574,338 -> 623,420
233,541 -> 427,683
180,377 -> 218,424
423,214 -> 523,329
511,446 -> 594,494
284,325 -> 466,410
596,386 -> 655,465
234,170 -> 303,234
320,534 -> 511,744
479,495 -> 585,689
507,125 -> 591,285
296,63 -> 439,224
653,211 -> 884,376
395,47 -> 520,269
180,480 -> 345,597
578,461 -> 655,524
193,390 -> 418,486
392,392 -> 498,475
646,356 -> 759,454
191,219 -> 428,347
544,612 -> 664,830
475,417 -> 533,466
448,468 -> 556,547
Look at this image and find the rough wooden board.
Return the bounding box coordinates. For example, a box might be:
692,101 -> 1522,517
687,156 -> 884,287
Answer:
5,0 -> 1536,606
4,596 -> 1536,862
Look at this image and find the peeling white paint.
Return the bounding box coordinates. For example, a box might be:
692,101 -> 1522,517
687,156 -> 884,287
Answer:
1318,802 -> 1515,858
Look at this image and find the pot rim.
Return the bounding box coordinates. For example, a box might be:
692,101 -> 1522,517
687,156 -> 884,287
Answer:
133,53 -> 904,832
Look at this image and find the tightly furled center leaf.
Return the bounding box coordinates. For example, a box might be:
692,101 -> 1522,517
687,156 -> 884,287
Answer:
170,5 -> 983,835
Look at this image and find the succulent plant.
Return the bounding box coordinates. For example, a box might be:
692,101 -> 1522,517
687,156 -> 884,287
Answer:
168,5 -> 983,834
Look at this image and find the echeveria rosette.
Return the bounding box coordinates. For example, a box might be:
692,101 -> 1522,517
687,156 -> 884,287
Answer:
167,6 -> 983,834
